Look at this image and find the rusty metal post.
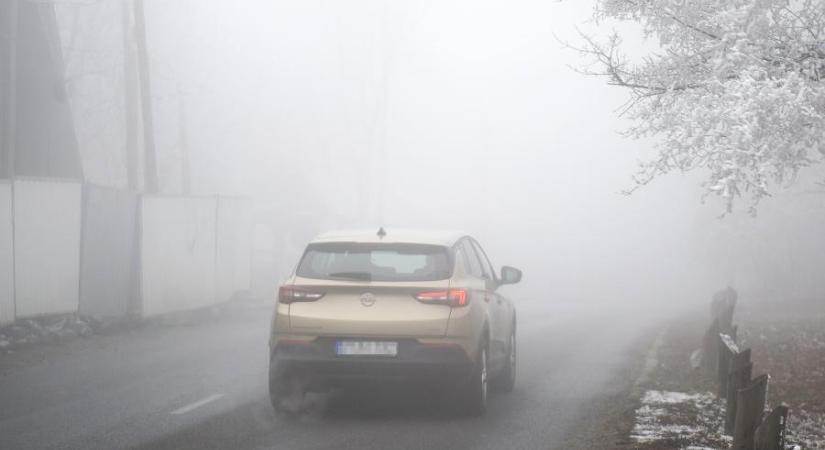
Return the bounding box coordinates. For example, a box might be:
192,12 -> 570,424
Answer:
719,302 -> 736,335
718,333 -> 739,398
726,356 -> 752,434
733,374 -> 769,450
755,405 -> 788,450
703,318 -> 721,370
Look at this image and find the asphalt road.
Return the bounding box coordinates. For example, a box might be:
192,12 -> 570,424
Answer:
0,299 -> 664,450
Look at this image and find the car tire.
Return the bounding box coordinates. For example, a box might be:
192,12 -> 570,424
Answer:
493,328 -> 516,392
269,361 -> 305,419
462,342 -> 488,416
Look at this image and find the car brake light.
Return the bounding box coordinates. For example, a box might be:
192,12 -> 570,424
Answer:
278,286 -> 325,304
414,289 -> 469,307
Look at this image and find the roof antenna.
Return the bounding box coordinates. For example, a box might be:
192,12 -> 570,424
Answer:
377,227 -> 387,239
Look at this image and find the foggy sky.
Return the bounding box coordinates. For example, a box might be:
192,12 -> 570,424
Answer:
56,0 -> 825,308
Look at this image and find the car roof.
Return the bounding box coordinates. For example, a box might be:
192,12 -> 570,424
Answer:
310,228 -> 466,247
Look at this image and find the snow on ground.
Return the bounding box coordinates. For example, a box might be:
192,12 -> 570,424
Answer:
0,315 -> 95,350
632,390 -> 730,449
632,390 -> 825,449
786,410 -> 825,449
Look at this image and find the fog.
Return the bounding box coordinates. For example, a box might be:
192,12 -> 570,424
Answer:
47,0 -> 824,312
3,1 -> 825,448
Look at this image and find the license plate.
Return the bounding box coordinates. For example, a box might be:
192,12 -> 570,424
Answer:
336,340 -> 398,357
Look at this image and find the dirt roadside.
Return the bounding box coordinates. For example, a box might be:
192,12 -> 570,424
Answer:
623,299 -> 825,449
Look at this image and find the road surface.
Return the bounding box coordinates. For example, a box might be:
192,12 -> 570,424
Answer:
0,299 -> 664,450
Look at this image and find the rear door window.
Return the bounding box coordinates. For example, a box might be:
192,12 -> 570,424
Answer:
460,240 -> 484,278
471,240 -> 495,281
296,242 -> 452,282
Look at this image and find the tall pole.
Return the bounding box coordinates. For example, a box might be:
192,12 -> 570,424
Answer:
177,84 -> 191,195
3,0 -> 18,178
133,0 -> 159,193
122,0 -> 139,190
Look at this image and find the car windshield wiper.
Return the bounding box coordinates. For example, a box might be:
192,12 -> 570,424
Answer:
327,271 -> 372,281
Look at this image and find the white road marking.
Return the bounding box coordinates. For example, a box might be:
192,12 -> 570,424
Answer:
170,394 -> 224,415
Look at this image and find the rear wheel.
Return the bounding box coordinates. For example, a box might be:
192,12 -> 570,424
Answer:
269,361 -> 307,419
493,329 -> 516,392
462,343 -> 488,416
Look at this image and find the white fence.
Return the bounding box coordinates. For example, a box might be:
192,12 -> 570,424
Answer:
0,183 -> 252,324
140,196 -> 217,316
79,185 -> 139,317
216,197 -> 252,303
0,182 -> 13,326
13,178 -> 82,318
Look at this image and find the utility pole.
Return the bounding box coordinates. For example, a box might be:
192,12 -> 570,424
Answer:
133,0 -> 159,193
122,0 -> 139,190
177,84 -> 191,195
3,0 -> 18,178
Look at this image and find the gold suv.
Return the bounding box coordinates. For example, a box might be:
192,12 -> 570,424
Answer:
268,228 -> 521,416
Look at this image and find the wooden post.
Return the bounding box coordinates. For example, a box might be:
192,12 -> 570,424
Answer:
703,318 -> 721,370
755,405 -> 788,450
733,374 -> 769,450
725,355 -> 752,434
718,333 -> 739,398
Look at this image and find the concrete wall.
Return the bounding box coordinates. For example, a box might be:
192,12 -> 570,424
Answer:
0,182 -> 13,325
13,178 -> 82,318
140,196 -> 217,317
79,185 -> 138,317
215,197 -> 252,302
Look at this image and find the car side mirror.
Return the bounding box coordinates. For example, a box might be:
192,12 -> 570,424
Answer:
499,266 -> 522,285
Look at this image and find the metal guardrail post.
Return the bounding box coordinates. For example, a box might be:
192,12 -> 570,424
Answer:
733,374 -> 769,450
755,405 -> 788,450
725,350 -> 752,434
718,333 -> 739,397
703,318 -> 721,370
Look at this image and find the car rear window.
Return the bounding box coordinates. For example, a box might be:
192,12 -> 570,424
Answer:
296,242 -> 452,282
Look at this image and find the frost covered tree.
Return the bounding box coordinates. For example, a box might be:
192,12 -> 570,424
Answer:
575,0 -> 825,213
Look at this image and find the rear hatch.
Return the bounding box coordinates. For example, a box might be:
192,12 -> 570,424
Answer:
285,242 -> 453,337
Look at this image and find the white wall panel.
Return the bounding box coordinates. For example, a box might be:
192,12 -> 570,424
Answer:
79,185 -> 138,317
215,197 -> 252,302
140,196 -> 217,316
0,182 -> 14,325
13,179 -> 82,318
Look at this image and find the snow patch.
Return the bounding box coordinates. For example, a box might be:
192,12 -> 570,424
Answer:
632,389 -> 825,449
641,390 -> 710,405
631,390 -> 728,449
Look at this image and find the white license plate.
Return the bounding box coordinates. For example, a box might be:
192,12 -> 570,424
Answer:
336,340 -> 398,357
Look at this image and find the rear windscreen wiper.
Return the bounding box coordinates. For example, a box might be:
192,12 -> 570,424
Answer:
327,271 -> 372,281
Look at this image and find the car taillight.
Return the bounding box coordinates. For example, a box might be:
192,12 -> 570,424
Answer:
414,289 -> 469,307
278,286 -> 325,304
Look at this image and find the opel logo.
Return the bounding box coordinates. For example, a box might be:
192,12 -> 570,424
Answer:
360,292 -> 376,307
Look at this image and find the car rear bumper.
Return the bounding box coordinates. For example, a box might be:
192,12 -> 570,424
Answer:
270,337 -> 474,387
